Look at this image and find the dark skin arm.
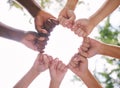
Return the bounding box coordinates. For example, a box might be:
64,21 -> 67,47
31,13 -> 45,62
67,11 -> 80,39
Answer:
16,0 -> 41,17
16,0 -> 58,34
0,22 -> 25,42
0,22 -> 48,52
0,18 -> 59,52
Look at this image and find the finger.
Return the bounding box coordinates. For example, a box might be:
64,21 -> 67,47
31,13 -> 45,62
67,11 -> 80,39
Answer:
43,54 -> 49,64
79,49 -> 88,57
79,46 -> 89,52
82,32 -> 88,37
57,61 -> 63,70
64,20 -> 73,29
38,37 -> 46,41
37,26 -> 48,34
34,39 -> 46,52
68,61 -> 77,68
39,54 -> 44,64
50,18 -> 59,25
82,42 -> 90,49
35,16 -> 47,33
71,22 -> 79,32
61,64 -> 67,72
58,16 -> 63,23
44,19 -> 55,33
73,54 -> 86,62
59,16 -> 67,27
65,10 -> 75,28
83,37 -> 90,43
53,58 -> 59,69
49,59 -> 56,69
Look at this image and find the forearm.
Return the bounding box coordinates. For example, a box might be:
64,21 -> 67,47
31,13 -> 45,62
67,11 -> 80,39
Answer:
16,0 -> 41,17
49,80 -> 60,88
99,43 -> 120,59
0,22 -> 25,42
89,0 -> 120,27
14,67 -> 40,88
65,0 -> 78,10
80,70 -> 102,88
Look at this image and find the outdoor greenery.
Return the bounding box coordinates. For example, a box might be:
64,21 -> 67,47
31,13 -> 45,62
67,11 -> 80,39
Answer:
7,0 -> 120,88
95,17 -> 120,88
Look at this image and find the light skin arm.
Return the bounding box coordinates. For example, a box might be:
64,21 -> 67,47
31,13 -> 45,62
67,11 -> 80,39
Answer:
72,0 -> 120,37
14,54 -> 52,88
68,53 -> 102,88
89,0 -> 120,28
58,0 -> 78,28
49,59 -> 68,88
79,37 -> 120,59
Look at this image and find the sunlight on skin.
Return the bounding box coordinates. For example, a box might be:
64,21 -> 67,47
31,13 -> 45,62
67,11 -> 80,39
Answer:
2,0 -> 120,88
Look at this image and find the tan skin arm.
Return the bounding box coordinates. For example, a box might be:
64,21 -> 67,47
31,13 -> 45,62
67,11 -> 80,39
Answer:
89,0 -> 120,28
99,43 -> 120,59
80,70 -> 102,88
68,53 -> 102,88
79,37 -> 120,59
72,0 -> 120,37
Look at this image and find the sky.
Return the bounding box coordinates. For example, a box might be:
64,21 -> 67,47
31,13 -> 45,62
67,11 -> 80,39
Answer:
0,0 -> 119,88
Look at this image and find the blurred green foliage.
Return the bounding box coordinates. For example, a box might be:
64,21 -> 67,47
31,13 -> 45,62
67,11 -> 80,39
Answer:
7,0 -> 120,88
95,17 -> 120,88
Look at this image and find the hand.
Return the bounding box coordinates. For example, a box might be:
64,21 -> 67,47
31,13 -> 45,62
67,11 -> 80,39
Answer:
58,8 -> 75,28
79,37 -> 102,58
35,10 -> 58,34
72,18 -> 95,37
21,31 -> 48,53
68,53 -> 88,77
49,59 -> 68,88
32,53 -> 52,73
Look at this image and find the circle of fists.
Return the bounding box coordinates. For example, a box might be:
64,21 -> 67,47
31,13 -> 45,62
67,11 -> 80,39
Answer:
21,8 -> 95,53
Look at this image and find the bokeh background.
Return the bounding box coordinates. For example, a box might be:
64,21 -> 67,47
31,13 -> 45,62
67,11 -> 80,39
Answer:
0,0 -> 120,88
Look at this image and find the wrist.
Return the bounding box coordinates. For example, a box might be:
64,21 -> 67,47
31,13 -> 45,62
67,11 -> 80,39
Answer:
30,66 -> 41,75
49,80 -> 60,88
88,16 -> 98,29
97,41 -> 105,55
